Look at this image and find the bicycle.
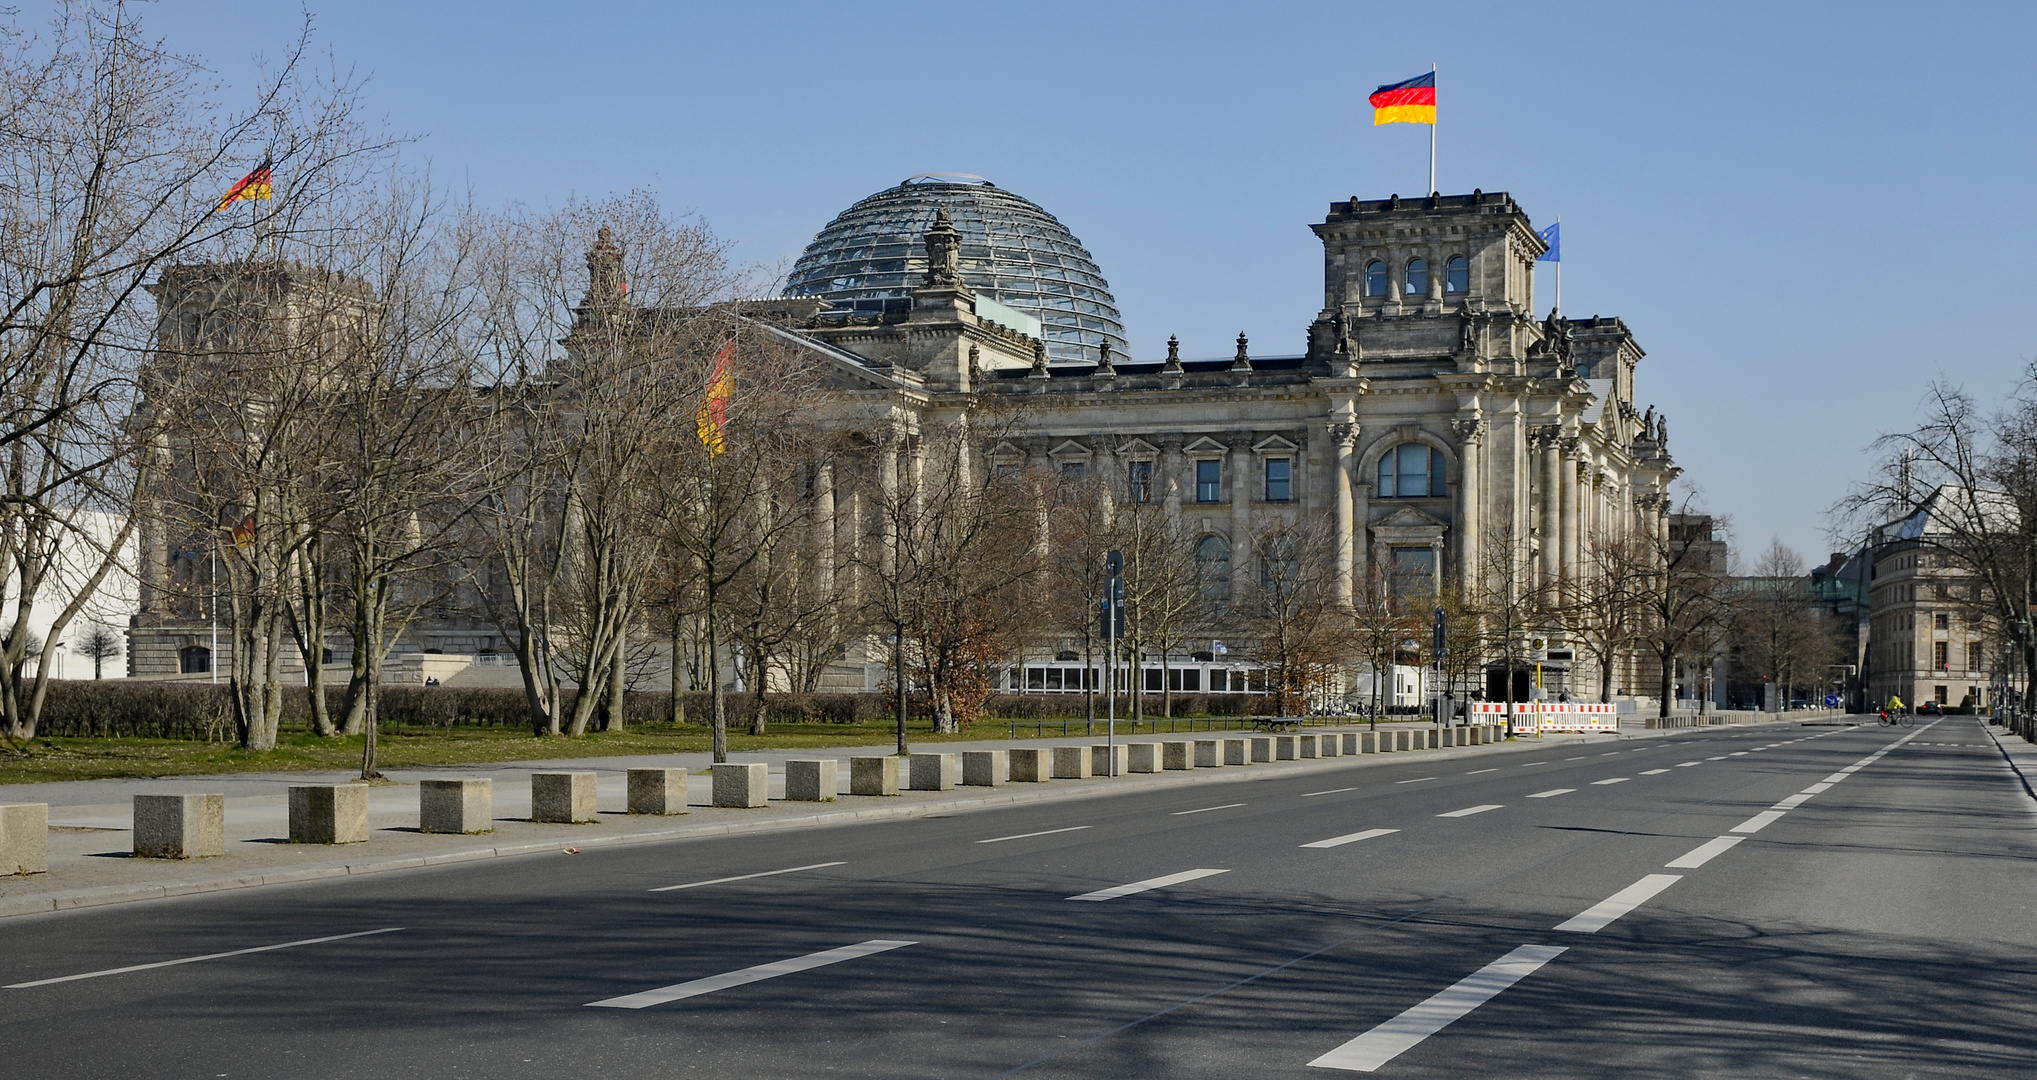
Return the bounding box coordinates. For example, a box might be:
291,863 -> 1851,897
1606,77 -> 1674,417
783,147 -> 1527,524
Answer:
1879,709 -> 1914,728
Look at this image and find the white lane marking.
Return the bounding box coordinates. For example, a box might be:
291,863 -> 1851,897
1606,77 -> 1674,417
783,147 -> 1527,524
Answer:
1564,756 -> 1587,761
1555,874 -> 1684,933
1822,772 -> 1848,783
1519,762 -> 1548,767
1800,782 -> 1832,795
1306,944 -> 1567,1072
1172,802 -> 1247,816
649,861 -> 846,892
585,939 -> 915,1008
1706,756 -> 1728,761
1640,769 -> 1671,775
976,826 -> 1092,844
1771,793 -> 1814,810
1729,751 -> 1749,757
1301,787 -> 1359,798
5,928 -> 404,989
1601,752 -> 1623,757
1526,789 -> 1575,799
1731,810 -> 1786,834
1301,828 -> 1400,850
1590,778 -> 1630,786
1068,867 -> 1230,901
1465,769 -> 1499,775
1438,804 -> 1503,818
1396,777 -> 1438,785
1676,762 -> 1702,767
1665,835 -> 1745,868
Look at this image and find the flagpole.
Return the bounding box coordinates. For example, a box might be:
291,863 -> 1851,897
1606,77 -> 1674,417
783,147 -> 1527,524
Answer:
1428,63 -> 1437,194
1554,216 -> 1562,315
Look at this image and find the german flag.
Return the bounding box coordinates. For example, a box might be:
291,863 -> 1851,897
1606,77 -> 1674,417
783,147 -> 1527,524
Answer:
230,515 -> 256,551
695,339 -> 734,456
1369,72 -> 1436,126
215,158 -> 274,212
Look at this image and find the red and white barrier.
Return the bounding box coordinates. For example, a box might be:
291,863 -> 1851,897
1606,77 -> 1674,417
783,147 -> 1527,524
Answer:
1469,702 -> 1619,732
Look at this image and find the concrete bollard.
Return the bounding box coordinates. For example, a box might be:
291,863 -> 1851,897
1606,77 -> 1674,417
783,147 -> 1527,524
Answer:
1194,739 -> 1225,767
850,756 -> 901,796
1319,734 -> 1341,757
910,753 -> 959,791
1341,733 -> 1358,754
1009,747 -> 1051,782
963,750 -> 1007,787
133,793 -> 225,859
627,768 -> 688,815
785,759 -> 838,802
0,803 -> 48,875
1250,736 -> 1274,763
1128,743 -> 1164,773
1224,737 -> 1250,765
1052,746 -> 1093,779
1162,740 -> 1193,770
288,784 -> 369,845
1092,743 -> 1129,777
1275,735 -> 1299,760
1394,729 -> 1413,752
712,762 -> 768,808
1297,734 -> 1318,759
531,772 -> 599,823
420,779 -> 493,834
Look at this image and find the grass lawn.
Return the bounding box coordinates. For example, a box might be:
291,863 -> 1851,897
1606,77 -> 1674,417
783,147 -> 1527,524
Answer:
0,721 -> 995,786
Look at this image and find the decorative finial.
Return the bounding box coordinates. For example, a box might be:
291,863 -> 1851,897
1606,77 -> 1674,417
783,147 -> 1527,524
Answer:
1163,334 -> 1183,373
1230,332 -> 1252,372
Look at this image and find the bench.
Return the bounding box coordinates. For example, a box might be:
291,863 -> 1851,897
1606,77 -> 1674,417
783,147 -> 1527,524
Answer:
1251,716 -> 1304,732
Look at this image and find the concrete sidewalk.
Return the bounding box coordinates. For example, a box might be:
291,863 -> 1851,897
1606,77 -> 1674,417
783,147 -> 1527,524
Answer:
0,721 -> 1786,920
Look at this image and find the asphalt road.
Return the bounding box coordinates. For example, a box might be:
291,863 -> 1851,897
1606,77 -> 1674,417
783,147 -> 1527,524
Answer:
3,718 -> 2033,1078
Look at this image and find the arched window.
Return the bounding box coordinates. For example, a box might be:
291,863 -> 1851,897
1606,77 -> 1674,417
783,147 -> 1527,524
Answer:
1376,443 -> 1448,498
1364,260 -> 1387,297
1405,258 -> 1429,297
1445,255 -> 1469,293
1195,535 -> 1232,602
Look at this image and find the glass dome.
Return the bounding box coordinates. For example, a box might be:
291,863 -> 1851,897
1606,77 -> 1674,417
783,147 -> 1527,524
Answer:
784,175 -> 1128,364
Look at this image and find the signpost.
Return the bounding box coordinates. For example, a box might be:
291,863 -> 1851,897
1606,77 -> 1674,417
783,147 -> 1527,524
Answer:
1432,606 -> 1446,730
1103,549 -> 1124,776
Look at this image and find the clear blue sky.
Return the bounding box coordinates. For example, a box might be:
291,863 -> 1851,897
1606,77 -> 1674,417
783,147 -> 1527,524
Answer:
131,0 -> 2037,565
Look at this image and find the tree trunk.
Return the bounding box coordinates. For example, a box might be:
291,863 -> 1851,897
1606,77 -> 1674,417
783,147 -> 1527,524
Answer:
746,644 -> 769,736
603,622 -> 627,732
893,621 -> 908,755
1658,653 -> 1675,718
668,612 -> 686,725
708,592 -> 728,763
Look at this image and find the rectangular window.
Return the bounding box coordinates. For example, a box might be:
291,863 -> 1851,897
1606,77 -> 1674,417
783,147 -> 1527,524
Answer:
1143,668 -> 1163,693
1196,459 -> 1221,502
1209,668 -> 1229,692
1934,612 -> 1949,630
1934,642 -> 1948,670
1968,642 -> 1983,671
1934,685 -> 1947,704
1127,459 -> 1152,503
1045,668 -> 1063,691
1060,462 -> 1086,482
1390,547 -> 1436,598
1264,458 -> 1291,501
1026,667 -> 1045,690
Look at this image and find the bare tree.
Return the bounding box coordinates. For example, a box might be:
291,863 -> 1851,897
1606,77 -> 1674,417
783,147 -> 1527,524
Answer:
79,623 -> 122,679
1237,517 -> 1345,715
1563,524 -> 1650,703
1634,498 -> 1729,719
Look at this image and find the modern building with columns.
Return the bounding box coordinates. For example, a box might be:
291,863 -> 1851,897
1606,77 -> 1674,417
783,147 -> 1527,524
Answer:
771,178 -> 1685,700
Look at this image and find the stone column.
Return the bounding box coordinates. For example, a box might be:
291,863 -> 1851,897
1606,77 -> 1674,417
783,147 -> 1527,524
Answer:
1228,437 -> 1252,598
878,432 -> 900,578
1538,428 -> 1561,597
815,461 -> 837,597
1451,416 -> 1483,598
1560,438 -> 1581,590
1331,422 -> 1357,605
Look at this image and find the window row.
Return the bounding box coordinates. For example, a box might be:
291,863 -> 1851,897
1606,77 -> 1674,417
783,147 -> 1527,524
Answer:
1010,665 -> 1263,693
1052,444 -> 1443,502
1363,256 -> 1470,298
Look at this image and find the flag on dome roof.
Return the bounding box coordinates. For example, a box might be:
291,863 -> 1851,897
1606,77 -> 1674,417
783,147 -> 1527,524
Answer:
696,339 -> 734,456
1369,72 -> 1435,125
215,158 -> 273,212
1538,222 -> 1560,262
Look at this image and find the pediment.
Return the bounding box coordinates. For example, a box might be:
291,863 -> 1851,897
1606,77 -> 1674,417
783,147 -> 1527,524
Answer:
1253,434 -> 1300,455
1118,438 -> 1159,458
1372,505 -> 1447,529
1183,436 -> 1228,456
991,441 -> 1025,464
1049,439 -> 1093,462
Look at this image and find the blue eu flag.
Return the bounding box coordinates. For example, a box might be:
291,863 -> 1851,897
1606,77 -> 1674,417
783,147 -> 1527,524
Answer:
1537,222 -> 1560,263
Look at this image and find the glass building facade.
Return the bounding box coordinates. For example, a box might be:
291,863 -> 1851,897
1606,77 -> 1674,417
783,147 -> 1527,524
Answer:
784,175 -> 1128,365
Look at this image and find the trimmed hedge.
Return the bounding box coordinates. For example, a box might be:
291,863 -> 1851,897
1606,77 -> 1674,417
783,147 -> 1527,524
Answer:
20,681 -> 1273,740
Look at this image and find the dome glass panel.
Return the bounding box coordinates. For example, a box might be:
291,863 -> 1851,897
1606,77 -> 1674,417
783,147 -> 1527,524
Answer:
785,175 -> 1128,364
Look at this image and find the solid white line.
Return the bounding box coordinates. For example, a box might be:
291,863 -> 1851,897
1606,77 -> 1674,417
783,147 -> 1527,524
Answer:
1302,787 -> 1359,798
1301,828 -> 1400,850
5,928 -> 404,988
1068,867 -> 1229,901
1731,810 -> 1786,834
1306,944 -> 1567,1072
1172,802 -> 1246,816
1590,778 -> 1630,786
1555,874 -> 1683,933
585,939 -> 915,1008
1438,804 -> 1503,818
1640,769 -> 1671,775
1665,835 -> 1745,869
1395,777 -> 1437,784
976,826 -> 1092,844
1526,788 -> 1574,798
649,861 -> 846,892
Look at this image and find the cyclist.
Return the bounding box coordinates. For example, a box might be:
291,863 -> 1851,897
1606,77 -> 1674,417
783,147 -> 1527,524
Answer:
1882,694 -> 1905,725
